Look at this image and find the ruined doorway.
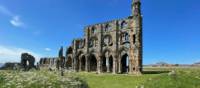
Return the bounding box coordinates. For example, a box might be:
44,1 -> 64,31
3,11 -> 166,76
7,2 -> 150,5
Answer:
81,55 -> 86,71
121,54 -> 129,73
89,54 -> 97,72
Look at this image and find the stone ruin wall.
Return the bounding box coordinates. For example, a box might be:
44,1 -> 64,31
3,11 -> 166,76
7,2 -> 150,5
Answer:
39,57 -> 58,68
39,0 -> 143,74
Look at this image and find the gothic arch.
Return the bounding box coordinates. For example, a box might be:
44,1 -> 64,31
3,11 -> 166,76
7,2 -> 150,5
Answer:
88,53 -> 98,72
66,55 -> 72,69
121,21 -> 128,29
109,55 -> 113,72
121,53 -> 129,73
119,47 -> 129,55
91,26 -> 97,34
102,49 -> 114,73
80,55 -> 86,71
120,32 -> 130,44
102,48 -> 112,57
103,34 -> 113,46
89,36 -> 98,48
104,24 -> 112,32
77,50 -> 84,57
66,46 -> 73,54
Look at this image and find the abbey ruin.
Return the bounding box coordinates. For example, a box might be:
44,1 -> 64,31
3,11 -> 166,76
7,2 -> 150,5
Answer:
39,0 -> 143,74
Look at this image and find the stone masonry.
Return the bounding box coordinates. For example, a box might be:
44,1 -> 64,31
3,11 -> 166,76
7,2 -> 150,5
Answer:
39,0 -> 143,74
65,0 -> 143,74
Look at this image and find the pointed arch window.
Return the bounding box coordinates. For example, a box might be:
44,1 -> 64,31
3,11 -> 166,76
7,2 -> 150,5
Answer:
120,32 -> 129,44
89,38 -> 98,48
121,21 -> 128,29
103,36 -> 112,46
105,24 -> 112,32
133,35 -> 136,44
91,26 -> 97,34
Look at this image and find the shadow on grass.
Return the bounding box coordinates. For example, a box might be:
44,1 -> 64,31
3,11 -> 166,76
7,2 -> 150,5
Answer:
142,70 -> 170,74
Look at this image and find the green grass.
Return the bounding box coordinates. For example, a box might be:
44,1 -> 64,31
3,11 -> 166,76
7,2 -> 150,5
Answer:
71,72 -> 157,88
142,67 -> 200,88
0,67 -> 200,88
71,67 -> 200,88
0,70 -> 88,88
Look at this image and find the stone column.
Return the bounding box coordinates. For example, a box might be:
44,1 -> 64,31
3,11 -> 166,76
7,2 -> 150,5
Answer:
118,59 -> 121,73
88,57 -> 90,72
97,57 -> 101,74
85,55 -> 88,72
79,57 -> 82,72
129,59 -> 133,74
72,57 -> 76,71
112,58 -> 116,74
106,57 -> 110,73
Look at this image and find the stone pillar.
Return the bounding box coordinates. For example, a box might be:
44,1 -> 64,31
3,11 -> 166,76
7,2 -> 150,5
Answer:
88,57 -> 91,72
72,57 -> 76,71
118,59 -> 121,73
129,59 -> 133,74
85,55 -> 88,72
97,57 -> 101,74
106,57 -> 110,73
112,58 -> 116,74
79,57 -> 82,72
71,58 -> 74,70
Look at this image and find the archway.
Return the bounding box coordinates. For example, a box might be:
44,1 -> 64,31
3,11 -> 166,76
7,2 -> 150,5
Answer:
66,57 -> 72,69
109,56 -> 113,72
76,58 -> 80,71
102,56 -> 107,72
89,54 -> 97,72
81,55 -> 86,71
121,54 -> 129,73
21,53 -> 36,71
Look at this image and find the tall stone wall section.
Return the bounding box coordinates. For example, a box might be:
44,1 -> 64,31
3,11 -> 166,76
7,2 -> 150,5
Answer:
65,0 -> 143,74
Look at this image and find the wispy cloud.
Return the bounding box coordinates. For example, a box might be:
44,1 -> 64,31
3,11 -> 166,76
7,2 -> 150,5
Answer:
45,48 -> 51,52
0,5 -> 25,28
10,16 -> 24,27
0,45 -> 42,63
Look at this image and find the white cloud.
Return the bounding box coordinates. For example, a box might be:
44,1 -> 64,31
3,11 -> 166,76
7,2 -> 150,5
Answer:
0,45 -> 42,64
45,48 -> 51,52
10,16 -> 24,27
0,5 -> 25,28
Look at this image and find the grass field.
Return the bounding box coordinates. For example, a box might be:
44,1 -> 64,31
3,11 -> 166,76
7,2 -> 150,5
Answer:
0,67 -> 200,88
74,67 -> 200,88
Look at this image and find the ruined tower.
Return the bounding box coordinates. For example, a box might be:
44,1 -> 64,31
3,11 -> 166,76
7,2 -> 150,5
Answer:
129,0 -> 143,74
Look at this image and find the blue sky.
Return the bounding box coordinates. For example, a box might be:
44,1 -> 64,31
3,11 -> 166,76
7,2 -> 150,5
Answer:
0,0 -> 200,64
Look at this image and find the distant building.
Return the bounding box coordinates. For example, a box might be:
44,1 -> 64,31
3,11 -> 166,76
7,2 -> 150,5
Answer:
39,57 -> 58,67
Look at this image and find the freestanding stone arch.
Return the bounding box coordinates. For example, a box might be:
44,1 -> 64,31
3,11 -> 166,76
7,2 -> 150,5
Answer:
21,53 -> 36,71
